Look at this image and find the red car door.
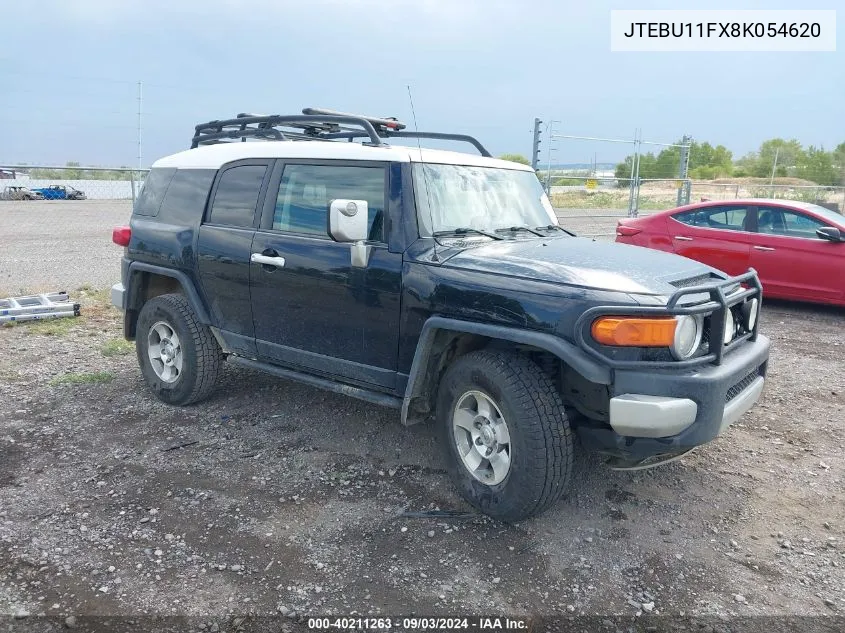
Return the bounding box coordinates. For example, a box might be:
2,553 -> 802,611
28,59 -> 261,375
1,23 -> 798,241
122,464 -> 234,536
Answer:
667,204 -> 755,276
748,205 -> 844,303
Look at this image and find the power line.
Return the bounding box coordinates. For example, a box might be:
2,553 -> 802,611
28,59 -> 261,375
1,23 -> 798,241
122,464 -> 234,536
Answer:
0,67 -> 138,86
1,118 -> 137,130
0,67 -> 213,92
0,105 -> 137,117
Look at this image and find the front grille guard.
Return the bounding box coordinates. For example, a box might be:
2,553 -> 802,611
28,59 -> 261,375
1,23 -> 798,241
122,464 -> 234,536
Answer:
574,269 -> 763,370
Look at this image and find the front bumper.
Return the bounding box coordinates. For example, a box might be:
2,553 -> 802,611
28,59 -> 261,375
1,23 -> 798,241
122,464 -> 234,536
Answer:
576,334 -> 770,460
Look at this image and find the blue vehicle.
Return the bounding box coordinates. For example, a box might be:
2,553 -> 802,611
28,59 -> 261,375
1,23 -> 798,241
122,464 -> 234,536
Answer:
31,184 -> 87,200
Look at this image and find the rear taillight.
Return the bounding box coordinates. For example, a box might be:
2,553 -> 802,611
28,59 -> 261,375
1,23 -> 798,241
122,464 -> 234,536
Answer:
112,226 -> 131,247
616,225 -> 642,237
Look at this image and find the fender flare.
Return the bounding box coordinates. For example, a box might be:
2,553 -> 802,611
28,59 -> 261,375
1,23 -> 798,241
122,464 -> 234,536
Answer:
400,316 -> 611,426
126,262 -> 212,324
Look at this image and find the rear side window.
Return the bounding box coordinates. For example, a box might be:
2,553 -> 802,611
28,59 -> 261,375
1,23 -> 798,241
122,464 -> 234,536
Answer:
157,169 -> 216,224
134,168 -> 176,217
208,165 -> 267,228
272,164 -> 386,240
674,205 -> 749,231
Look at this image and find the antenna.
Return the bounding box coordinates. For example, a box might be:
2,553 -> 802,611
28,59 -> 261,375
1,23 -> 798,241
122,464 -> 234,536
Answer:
407,85 -> 439,262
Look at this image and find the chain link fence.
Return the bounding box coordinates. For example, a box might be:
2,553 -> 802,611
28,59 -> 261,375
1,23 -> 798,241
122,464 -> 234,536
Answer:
0,166 -> 149,201
688,182 -> 845,211
549,177 -> 686,213
2,165 -> 842,244
6,165 -> 840,211
549,177 -> 845,240
549,177 -> 845,212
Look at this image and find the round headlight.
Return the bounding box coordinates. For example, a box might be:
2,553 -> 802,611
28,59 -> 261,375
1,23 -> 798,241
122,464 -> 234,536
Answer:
672,315 -> 703,360
742,298 -> 759,331
723,309 -> 735,344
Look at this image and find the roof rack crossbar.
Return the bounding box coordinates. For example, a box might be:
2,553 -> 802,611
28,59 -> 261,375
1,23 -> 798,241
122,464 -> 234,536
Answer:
191,115 -> 384,148
318,130 -> 492,157
190,127 -> 286,146
301,107 -> 406,131
384,131 -> 492,157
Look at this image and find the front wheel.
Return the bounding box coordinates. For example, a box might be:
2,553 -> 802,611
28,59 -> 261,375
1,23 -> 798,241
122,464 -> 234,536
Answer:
135,293 -> 224,406
436,349 -> 573,522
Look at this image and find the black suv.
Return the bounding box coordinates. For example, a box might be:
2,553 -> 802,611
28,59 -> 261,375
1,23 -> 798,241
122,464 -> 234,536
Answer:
111,108 -> 770,522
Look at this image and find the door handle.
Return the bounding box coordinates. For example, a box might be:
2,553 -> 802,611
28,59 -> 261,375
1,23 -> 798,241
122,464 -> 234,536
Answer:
673,236 -> 693,241
251,253 -> 286,268
753,246 -> 775,252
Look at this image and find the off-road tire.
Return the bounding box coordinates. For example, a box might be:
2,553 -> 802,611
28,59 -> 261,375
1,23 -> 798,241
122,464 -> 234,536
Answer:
436,349 -> 573,522
136,293 -> 224,406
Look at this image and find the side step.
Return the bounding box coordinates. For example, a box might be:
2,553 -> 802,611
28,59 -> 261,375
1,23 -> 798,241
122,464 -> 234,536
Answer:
227,356 -> 402,409
605,448 -> 695,471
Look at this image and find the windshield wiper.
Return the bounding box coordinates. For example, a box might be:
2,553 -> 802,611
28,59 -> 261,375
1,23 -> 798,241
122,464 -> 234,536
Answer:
536,224 -> 576,237
495,225 -> 545,237
433,227 -> 504,241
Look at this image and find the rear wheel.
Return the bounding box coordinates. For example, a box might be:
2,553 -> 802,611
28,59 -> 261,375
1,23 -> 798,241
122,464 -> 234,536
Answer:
135,293 -> 224,406
436,349 -> 573,522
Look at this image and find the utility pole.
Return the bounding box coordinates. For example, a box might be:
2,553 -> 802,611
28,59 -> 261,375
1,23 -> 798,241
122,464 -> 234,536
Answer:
769,147 -> 779,197
544,120 -> 558,192
627,129 -> 642,218
531,118 -> 542,171
137,81 -> 143,171
769,147 -> 780,184
676,134 -> 692,207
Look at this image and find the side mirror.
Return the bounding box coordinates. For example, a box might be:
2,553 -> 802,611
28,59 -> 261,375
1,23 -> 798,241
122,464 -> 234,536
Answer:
328,199 -> 369,243
816,226 -> 845,242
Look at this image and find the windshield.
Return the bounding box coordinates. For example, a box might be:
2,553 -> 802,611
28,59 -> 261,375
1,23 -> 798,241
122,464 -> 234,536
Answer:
412,163 -> 558,236
799,203 -> 845,227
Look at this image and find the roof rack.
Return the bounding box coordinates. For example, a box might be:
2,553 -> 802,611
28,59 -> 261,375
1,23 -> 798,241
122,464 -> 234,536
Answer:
190,107 -> 492,157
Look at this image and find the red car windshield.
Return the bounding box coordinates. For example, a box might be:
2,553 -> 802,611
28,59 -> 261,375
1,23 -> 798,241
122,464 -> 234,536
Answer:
798,203 -> 845,227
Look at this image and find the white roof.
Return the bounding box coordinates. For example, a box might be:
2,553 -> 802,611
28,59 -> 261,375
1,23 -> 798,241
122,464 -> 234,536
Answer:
152,140 -> 534,172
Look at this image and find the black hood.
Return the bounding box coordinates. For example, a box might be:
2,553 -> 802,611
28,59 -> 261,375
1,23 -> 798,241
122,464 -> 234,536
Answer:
439,236 -> 723,296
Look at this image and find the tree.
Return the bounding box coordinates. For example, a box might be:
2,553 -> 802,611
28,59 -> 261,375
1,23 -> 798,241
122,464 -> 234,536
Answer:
795,146 -> 837,186
614,155 -> 634,180
833,142 -> 845,186
28,161 -> 136,181
614,152 -> 658,180
499,153 -> 531,166
613,137 -> 842,185
690,142 -> 732,173
734,152 -> 758,175
614,139 -> 733,181
687,142 -> 732,179
751,138 -> 804,178
55,161 -> 83,180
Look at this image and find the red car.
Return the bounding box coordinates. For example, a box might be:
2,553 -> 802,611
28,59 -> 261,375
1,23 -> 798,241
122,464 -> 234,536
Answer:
616,199 -> 845,306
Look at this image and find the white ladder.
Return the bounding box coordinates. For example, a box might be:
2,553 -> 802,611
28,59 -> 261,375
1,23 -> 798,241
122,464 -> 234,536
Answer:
0,291 -> 81,324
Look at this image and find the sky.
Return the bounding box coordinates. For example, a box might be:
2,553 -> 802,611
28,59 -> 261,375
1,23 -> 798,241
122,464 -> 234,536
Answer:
1,0 -> 842,168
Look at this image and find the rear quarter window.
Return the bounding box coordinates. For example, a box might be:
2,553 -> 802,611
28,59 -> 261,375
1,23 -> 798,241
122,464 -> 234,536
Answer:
157,169 -> 216,224
133,168 -> 176,217
207,165 -> 268,228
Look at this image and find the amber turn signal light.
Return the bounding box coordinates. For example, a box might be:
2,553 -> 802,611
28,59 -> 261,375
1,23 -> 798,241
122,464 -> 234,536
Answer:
591,316 -> 677,347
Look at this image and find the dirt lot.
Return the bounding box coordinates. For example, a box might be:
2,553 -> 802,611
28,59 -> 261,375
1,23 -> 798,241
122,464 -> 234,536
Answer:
0,201 -> 133,295
1,201 -> 844,631
1,286 -> 844,630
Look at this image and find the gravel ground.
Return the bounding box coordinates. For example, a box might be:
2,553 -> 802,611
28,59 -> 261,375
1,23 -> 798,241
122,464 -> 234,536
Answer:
0,201 -> 132,295
1,290 -> 843,631
0,201 -> 631,295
